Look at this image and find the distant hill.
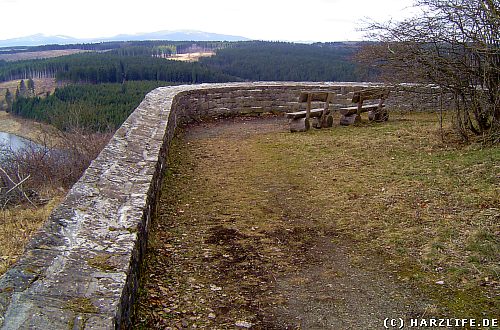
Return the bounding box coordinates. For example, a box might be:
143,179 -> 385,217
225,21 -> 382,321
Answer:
111,30 -> 250,42
0,30 -> 250,48
0,34 -> 81,48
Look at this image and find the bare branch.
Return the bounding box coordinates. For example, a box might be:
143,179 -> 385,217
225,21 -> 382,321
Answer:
356,0 -> 500,141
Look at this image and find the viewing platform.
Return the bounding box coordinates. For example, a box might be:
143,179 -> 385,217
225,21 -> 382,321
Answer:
0,82 -> 446,329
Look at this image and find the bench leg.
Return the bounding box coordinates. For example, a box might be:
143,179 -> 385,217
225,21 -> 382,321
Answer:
368,110 -> 389,122
323,114 -> 334,128
311,117 -> 322,129
289,117 -> 311,132
340,114 -> 361,126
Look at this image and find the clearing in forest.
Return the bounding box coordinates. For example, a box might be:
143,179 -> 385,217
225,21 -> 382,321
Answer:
0,49 -> 90,62
134,112 -> 499,329
0,78 -> 59,105
166,51 -> 215,62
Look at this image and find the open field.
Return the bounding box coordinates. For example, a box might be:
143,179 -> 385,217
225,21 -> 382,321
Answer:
135,111 -> 499,328
167,51 -> 215,62
0,78 -> 60,113
0,78 -> 59,102
0,49 -> 90,62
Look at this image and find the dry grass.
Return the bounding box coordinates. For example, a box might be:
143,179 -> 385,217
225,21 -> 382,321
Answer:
0,111 -> 61,146
0,49 -> 90,62
136,111 -> 498,328
166,51 -> 215,62
249,111 -> 499,316
0,195 -> 63,275
0,78 -> 58,99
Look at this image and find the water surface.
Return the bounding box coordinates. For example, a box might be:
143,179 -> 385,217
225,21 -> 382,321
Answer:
0,132 -> 37,152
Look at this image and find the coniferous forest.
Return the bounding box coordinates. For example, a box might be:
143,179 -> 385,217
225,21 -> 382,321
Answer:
1,40 -> 366,131
10,81 -> 171,131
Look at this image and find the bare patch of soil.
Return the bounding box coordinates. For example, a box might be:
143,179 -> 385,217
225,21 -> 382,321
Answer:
166,51 -> 215,62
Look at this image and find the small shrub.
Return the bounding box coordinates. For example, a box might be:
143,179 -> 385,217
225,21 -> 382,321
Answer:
0,128 -> 112,208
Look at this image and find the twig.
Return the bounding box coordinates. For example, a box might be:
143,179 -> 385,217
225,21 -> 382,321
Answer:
0,166 -> 36,207
5,175 -> 30,195
0,166 -> 16,188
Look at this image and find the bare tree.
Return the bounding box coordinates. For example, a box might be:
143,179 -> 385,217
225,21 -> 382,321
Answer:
358,0 -> 499,142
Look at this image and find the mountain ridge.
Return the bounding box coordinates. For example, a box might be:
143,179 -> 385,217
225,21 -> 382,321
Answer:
0,30 -> 250,48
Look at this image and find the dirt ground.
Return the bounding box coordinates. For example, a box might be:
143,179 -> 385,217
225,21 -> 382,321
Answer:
133,116 -> 448,329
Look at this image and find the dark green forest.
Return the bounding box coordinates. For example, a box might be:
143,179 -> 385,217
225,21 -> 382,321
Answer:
10,81 -> 171,131
0,40 -> 229,55
200,41 -> 361,81
0,41 -> 363,83
0,52 -> 240,83
4,40 -> 366,131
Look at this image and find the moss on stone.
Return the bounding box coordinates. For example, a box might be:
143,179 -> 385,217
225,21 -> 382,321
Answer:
87,254 -> 118,272
64,297 -> 98,314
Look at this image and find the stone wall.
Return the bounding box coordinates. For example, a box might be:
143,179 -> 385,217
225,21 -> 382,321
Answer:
0,82 -> 445,330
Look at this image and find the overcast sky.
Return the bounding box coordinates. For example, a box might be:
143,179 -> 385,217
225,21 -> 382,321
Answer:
0,0 -> 417,42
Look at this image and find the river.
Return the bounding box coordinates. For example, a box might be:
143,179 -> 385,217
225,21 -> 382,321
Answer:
0,131 -> 38,152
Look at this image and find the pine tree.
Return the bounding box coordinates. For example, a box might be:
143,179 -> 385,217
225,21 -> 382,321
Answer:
27,78 -> 35,96
5,88 -> 13,112
19,79 -> 27,97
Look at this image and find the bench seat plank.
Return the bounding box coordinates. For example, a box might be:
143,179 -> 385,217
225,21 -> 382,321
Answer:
339,104 -> 385,115
286,108 -> 325,119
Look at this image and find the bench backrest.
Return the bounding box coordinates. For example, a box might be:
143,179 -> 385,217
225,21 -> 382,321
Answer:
352,88 -> 390,104
298,90 -> 335,120
299,91 -> 333,103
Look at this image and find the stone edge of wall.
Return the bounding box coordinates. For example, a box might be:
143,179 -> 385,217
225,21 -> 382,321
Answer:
0,82 -> 438,329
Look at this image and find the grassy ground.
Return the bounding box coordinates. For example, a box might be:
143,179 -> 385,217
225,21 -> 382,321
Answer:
0,99 -> 66,276
0,111 -> 61,145
134,111 -> 499,328
0,196 -> 63,275
283,112 -> 499,316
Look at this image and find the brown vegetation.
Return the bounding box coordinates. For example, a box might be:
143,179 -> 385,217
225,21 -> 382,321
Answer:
0,197 -> 63,274
134,112 -> 499,329
358,0 -> 499,141
0,111 -> 60,145
0,78 -> 59,111
0,49 -> 90,62
0,127 -> 112,275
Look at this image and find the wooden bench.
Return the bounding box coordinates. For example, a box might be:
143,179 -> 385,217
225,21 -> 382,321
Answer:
339,88 -> 390,125
286,91 -> 335,132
